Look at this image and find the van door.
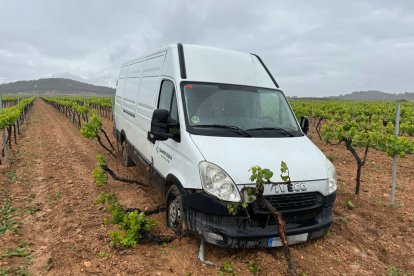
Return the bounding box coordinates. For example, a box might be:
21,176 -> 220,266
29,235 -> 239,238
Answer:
151,79 -> 179,192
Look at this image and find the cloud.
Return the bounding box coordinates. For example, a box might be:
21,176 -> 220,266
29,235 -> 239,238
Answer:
0,0 -> 413,96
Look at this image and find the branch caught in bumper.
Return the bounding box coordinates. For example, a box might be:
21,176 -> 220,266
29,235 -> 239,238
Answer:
183,190 -> 336,248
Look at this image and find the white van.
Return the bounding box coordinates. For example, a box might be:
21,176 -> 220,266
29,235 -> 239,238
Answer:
113,44 -> 337,248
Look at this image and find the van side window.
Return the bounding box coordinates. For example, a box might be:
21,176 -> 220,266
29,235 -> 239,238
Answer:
158,80 -> 179,125
170,93 -> 178,123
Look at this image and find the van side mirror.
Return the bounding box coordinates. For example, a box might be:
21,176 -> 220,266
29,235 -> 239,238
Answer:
300,116 -> 309,135
148,109 -> 180,142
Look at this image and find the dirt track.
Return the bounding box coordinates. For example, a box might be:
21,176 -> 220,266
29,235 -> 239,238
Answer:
0,99 -> 413,275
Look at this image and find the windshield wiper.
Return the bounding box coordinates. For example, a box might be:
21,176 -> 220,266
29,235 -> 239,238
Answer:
193,124 -> 252,137
245,127 -> 295,137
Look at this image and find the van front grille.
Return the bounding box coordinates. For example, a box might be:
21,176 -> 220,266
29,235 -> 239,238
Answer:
264,192 -> 324,211
259,192 -> 325,224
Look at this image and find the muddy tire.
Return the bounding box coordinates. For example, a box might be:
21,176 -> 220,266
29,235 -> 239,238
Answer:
121,141 -> 134,167
166,185 -> 185,235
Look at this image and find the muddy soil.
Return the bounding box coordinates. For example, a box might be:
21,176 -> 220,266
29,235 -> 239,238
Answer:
0,99 -> 413,275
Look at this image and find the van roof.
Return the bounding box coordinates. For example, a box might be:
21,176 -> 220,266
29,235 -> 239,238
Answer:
122,44 -> 278,89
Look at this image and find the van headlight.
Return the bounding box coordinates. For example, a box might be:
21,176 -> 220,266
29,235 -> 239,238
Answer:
199,161 -> 241,202
327,159 -> 337,194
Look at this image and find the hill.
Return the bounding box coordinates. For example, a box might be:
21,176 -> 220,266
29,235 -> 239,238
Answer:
334,90 -> 414,100
0,78 -> 115,96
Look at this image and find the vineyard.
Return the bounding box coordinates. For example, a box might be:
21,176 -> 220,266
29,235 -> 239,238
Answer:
0,96 -> 413,275
290,100 -> 414,200
0,97 -> 35,165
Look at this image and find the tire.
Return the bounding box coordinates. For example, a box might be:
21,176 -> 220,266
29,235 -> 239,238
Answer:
166,185 -> 185,235
121,140 -> 135,167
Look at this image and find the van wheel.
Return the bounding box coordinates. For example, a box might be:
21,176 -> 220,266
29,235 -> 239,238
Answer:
166,185 -> 185,235
121,141 -> 134,167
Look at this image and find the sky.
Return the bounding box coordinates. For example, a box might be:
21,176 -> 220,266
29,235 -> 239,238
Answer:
0,0 -> 413,97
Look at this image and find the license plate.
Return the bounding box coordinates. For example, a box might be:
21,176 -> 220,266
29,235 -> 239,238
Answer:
267,233 -> 308,248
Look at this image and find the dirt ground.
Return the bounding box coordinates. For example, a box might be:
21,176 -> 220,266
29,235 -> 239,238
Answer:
0,99 -> 413,275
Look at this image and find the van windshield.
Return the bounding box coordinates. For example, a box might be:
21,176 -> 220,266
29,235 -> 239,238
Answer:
181,82 -> 303,137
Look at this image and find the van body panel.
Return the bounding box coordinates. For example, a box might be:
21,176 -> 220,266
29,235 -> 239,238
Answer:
122,78 -> 139,114
142,52 -> 167,77
161,47 -> 180,78
114,78 -> 125,118
189,135 -> 328,185
115,50 -> 168,163
136,76 -> 159,160
152,131 -> 204,190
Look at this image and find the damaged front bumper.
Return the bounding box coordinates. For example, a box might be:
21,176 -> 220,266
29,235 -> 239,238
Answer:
183,191 -> 336,248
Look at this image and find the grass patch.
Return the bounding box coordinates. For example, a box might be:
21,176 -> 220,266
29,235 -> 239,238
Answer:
7,171 -> 17,184
1,242 -> 31,259
386,266 -> 407,276
25,202 -> 42,215
219,261 -> 236,276
54,192 -> 62,200
0,267 -> 11,275
0,241 -> 32,275
159,248 -> 168,256
97,251 -> 109,258
345,200 -> 355,210
0,200 -> 19,234
323,231 -> 333,239
337,216 -> 348,224
247,260 -> 260,275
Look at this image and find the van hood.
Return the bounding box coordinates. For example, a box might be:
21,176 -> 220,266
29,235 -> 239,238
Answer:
190,135 -> 328,184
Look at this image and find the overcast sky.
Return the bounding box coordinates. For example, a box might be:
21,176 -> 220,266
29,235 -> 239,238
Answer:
0,1 -> 413,97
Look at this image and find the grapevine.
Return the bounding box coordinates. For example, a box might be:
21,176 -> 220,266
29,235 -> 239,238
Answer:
0,97 -> 35,164
80,111 -> 116,156
93,154 -> 147,186
291,99 -> 414,196
227,162 -> 296,276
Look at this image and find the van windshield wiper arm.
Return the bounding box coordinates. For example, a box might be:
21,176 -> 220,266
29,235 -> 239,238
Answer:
193,124 -> 252,137
245,127 -> 295,137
